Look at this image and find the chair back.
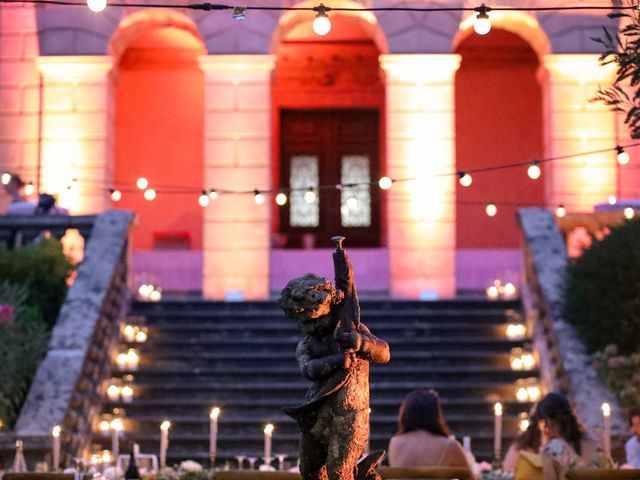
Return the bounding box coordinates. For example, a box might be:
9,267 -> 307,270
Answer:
565,469 -> 640,480
213,471 -> 301,480
377,466 -> 473,479
3,475 -> 92,480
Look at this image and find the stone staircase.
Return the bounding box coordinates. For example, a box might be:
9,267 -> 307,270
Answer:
93,299 -> 538,467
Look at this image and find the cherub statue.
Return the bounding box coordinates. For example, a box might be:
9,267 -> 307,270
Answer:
279,237 -> 391,480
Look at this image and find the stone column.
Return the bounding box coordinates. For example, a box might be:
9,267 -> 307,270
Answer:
0,2 -> 39,212
199,55 -> 275,300
36,56 -> 113,214
542,55 -> 617,211
380,54 -> 460,299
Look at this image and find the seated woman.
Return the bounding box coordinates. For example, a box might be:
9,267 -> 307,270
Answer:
536,392 -> 603,480
388,389 -> 471,473
503,412 -> 541,474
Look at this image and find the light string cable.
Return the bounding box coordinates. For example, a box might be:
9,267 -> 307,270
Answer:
0,0 -> 639,12
5,142 -> 638,201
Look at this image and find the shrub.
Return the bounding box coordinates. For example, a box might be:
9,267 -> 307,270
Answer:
562,217 -> 640,355
593,345 -> 640,411
0,238 -> 74,328
0,281 -> 49,429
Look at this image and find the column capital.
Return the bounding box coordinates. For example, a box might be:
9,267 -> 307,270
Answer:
380,54 -> 461,84
199,55 -> 275,80
36,56 -> 113,81
543,54 -> 616,83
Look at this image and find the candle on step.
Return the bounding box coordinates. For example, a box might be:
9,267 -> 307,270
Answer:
110,418 -> 124,461
160,420 -> 171,468
264,424 -> 274,466
52,425 -> 61,471
210,407 -> 220,465
494,402 -> 503,460
602,403 -> 611,459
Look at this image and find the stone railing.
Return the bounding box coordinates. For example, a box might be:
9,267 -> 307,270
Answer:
517,208 -> 626,439
0,210 -> 135,467
0,214 -> 96,248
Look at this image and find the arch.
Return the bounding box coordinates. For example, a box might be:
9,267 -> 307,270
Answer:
270,0 -> 388,54
108,9 -> 206,65
452,9 -> 551,58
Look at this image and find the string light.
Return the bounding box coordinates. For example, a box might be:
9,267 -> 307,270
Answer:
275,192 -> 288,206
198,190 -> 210,207
110,189 -> 122,202
209,189 -> 218,200
312,3 -> 331,36
86,0 -> 106,12
555,204 -> 566,218
616,145 -> 630,165
608,195 -> 617,205
378,176 -> 393,190
254,189 -> 265,205
24,182 -> 34,196
458,171 -> 473,187
527,161 -> 541,180
136,177 -> 148,190
304,188 -> 317,204
143,188 -> 156,201
473,4 -> 492,35
1,173 -> 11,185
486,203 -> 497,217
624,207 -> 635,219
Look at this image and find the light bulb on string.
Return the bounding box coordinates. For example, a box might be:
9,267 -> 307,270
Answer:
275,192 -> 288,206
254,189 -> 265,205
1,173 -> 11,185
556,204 -> 566,218
24,182 -> 34,196
378,176 -> 393,190
458,171 -> 473,187
527,161 -> 542,180
87,0 -> 106,12
110,189 -> 122,202
136,177 -> 148,190
198,190 -> 210,207
608,195 -> 617,205
209,189 -> 218,200
144,188 -> 156,201
313,4 -> 332,36
616,145 -> 630,165
486,203 -> 497,217
473,4 -> 492,35
304,188 -> 317,204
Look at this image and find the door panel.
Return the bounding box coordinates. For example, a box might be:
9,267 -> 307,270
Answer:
279,109 -> 380,248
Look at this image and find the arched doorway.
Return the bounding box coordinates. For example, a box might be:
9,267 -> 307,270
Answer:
110,10 -> 206,291
454,26 -> 546,291
271,1 -> 387,249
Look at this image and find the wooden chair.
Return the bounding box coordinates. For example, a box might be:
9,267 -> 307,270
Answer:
376,466 -> 473,479
565,469 -> 640,480
214,471 -> 301,480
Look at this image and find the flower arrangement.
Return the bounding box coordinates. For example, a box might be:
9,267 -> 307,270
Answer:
593,344 -> 640,411
139,460 -> 210,480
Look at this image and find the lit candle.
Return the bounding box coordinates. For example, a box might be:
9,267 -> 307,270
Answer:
602,403 -> 611,458
264,424 -> 274,466
107,384 -> 120,402
116,353 -> 128,371
52,425 -> 61,471
126,349 -> 139,371
135,329 -> 148,343
210,407 -> 220,465
122,325 -> 136,342
110,418 -> 124,461
121,385 -> 134,404
160,420 -> 171,468
494,402 -> 503,460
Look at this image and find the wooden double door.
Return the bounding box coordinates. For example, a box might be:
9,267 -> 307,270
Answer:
279,109 -> 381,248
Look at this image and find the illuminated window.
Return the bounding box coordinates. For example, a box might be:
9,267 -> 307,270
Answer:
290,155 -> 319,227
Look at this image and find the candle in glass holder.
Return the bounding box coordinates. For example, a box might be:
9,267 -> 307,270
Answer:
107,384 -> 120,402
121,385 -> 134,404
601,403 -> 611,458
160,420 -> 171,468
116,353 -> 128,371
210,407 -> 220,464
494,402 -> 503,460
264,424 -> 274,466
126,349 -> 139,371
122,325 -> 136,342
52,425 -> 61,471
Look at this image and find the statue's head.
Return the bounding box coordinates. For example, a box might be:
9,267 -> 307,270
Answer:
279,273 -> 344,335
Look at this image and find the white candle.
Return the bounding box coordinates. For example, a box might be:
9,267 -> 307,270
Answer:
160,420 -> 171,468
116,353 -> 128,371
110,418 -> 123,461
123,325 -> 136,342
121,385 -> 134,404
210,407 -> 220,462
264,424 -> 274,465
126,349 -> 139,371
494,402 -> 503,459
602,403 -> 611,458
52,425 -> 61,471
107,384 -> 120,402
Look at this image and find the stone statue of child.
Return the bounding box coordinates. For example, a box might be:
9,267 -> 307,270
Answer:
279,238 -> 390,480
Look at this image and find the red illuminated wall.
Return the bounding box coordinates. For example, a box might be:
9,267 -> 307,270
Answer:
455,29 -> 544,249
115,29 -> 204,251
